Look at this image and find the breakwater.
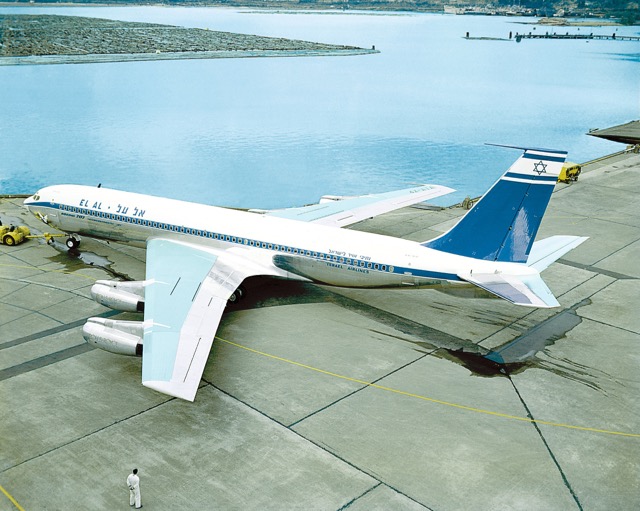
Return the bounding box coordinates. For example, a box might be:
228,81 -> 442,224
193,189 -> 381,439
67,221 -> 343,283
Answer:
0,14 -> 377,65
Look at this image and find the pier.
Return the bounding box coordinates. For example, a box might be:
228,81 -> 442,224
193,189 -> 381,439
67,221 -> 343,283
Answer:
465,31 -> 640,42
513,32 -> 640,42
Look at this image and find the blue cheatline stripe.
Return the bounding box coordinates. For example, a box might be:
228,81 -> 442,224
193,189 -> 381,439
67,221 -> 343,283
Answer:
522,153 -> 566,163
504,172 -> 558,182
404,268 -> 460,281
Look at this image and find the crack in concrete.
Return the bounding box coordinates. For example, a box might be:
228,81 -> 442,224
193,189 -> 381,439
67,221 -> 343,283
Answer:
507,374 -> 584,511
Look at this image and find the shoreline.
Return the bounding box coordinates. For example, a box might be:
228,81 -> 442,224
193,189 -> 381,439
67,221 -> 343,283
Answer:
0,47 -> 377,66
4,148 -> 634,202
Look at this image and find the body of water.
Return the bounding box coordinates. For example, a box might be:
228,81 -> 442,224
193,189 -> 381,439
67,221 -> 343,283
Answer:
1,6 -> 638,208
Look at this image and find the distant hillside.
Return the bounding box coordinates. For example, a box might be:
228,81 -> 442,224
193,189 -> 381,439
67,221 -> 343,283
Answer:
6,0 -> 639,24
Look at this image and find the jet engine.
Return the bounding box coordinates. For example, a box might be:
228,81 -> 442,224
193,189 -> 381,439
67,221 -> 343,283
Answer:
91,280 -> 145,312
83,317 -> 143,356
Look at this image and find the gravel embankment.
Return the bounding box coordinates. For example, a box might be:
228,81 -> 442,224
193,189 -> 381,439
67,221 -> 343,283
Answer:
0,14 -> 376,64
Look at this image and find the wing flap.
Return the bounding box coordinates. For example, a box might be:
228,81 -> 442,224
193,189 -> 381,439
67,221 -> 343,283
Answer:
459,272 -> 559,308
263,184 -> 455,227
142,239 -> 260,401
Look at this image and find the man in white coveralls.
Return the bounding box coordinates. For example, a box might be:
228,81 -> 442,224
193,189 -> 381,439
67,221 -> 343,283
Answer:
127,468 -> 142,508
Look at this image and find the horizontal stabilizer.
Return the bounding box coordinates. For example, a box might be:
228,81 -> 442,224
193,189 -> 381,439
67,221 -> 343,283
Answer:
460,272 -> 559,308
527,235 -> 588,271
262,184 -> 455,228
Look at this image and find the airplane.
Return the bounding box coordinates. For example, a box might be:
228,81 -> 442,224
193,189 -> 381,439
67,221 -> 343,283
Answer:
23,146 -> 587,402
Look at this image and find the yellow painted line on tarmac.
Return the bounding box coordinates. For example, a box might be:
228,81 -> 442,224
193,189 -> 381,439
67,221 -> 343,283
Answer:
216,336 -> 640,439
0,263 -> 95,281
0,483 -> 25,511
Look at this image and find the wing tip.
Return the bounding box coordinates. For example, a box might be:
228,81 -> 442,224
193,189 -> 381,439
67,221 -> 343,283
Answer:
143,380 -> 197,402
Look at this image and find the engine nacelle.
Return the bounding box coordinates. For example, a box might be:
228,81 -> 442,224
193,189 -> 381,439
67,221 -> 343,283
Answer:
91,280 -> 145,312
83,317 -> 143,356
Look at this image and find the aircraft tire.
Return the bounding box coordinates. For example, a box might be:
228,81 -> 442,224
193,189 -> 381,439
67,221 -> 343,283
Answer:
66,237 -> 80,249
228,286 -> 246,304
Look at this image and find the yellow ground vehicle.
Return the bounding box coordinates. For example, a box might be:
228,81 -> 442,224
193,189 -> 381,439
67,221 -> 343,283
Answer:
558,162 -> 581,183
0,224 -> 30,246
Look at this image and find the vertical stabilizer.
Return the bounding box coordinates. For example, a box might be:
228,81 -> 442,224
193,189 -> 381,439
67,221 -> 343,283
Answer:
423,147 -> 566,263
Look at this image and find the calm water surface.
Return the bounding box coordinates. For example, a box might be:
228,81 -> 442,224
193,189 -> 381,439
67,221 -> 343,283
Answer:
1,7 -> 638,208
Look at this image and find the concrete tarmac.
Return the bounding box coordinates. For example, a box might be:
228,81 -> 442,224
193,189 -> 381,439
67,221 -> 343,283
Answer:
1,149 -> 639,510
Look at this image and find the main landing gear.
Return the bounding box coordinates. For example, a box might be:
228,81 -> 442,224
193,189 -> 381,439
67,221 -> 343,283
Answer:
227,285 -> 246,304
65,235 -> 81,249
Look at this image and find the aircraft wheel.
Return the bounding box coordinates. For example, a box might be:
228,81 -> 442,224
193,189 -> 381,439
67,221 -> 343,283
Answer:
66,236 -> 80,249
228,286 -> 246,304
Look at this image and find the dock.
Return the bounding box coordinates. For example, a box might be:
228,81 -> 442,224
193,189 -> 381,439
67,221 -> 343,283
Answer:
514,32 -> 640,42
464,30 -> 640,42
1,149 -> 639,509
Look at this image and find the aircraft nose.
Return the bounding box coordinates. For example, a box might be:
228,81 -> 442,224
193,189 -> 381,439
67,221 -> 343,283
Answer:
23,192 -> 40,208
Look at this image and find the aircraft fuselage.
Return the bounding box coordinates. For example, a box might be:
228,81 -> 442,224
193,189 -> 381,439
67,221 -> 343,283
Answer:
24,184 -> 529,289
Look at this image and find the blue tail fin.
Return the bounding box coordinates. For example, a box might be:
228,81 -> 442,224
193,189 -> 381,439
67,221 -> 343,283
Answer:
423,146 -> 566,263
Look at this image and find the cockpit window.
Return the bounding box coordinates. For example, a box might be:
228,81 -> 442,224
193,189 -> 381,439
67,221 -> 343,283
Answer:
33,194 -> 40,201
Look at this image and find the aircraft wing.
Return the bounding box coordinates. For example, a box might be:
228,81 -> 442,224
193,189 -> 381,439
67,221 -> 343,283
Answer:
261,184 -> 455,228
141,239 -> 262,401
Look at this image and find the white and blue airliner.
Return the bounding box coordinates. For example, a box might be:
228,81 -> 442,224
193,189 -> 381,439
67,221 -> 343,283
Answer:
24,146 -> 587,401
